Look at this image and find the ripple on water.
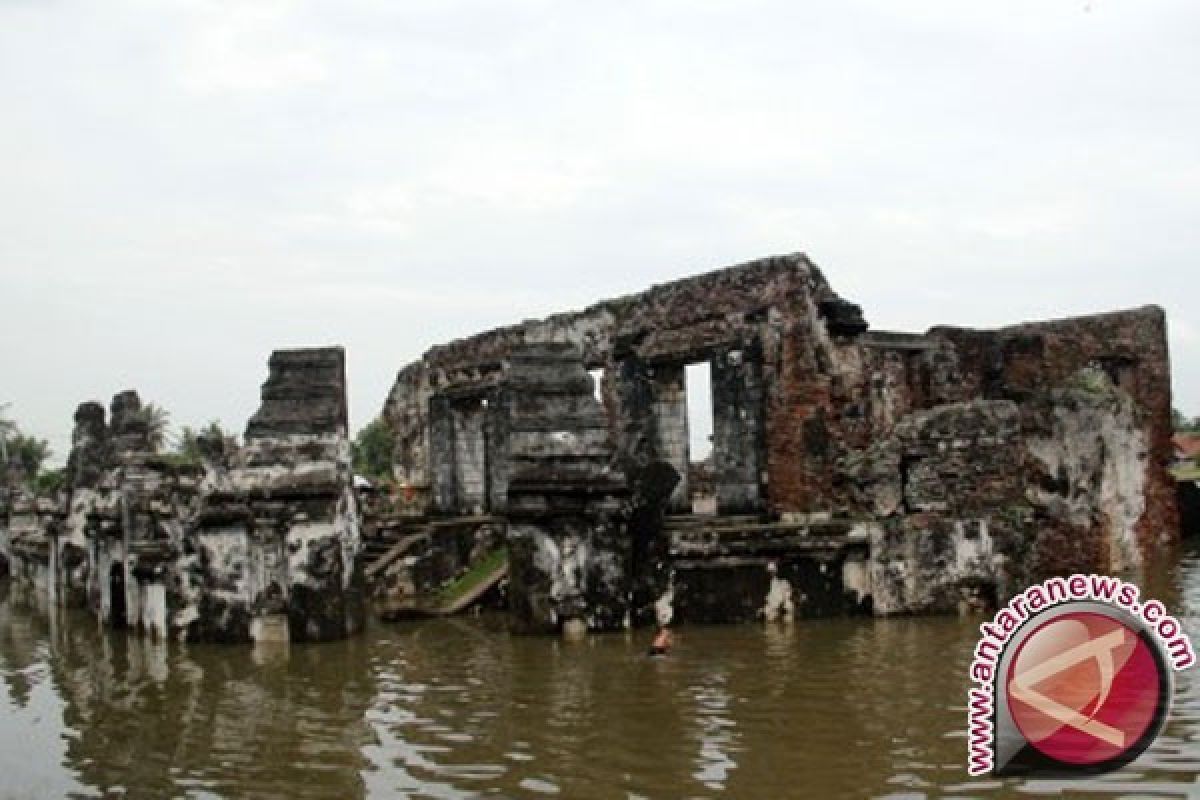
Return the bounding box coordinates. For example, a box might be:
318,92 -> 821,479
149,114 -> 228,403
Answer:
3,552 -> 1200,798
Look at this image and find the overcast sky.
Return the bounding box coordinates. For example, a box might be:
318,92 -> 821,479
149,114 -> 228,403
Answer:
1,0 -> 1197,465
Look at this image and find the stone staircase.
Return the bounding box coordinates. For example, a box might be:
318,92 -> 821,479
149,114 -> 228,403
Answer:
358,515 -> 429,584
378,548 -> 508,621
361,515 -> 508,620
664,513 -> 866,567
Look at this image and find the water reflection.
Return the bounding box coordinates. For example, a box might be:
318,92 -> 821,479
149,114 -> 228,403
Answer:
0,585 -> 375,799
2,547 -> 1200,799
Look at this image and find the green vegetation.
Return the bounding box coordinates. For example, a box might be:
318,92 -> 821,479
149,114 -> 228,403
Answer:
1068,366 -> 1115,395
1,403 -> 58,493
352,416 -> 395,481
6,432 -> 51,479
34,468 -> 66,494
1172,408 -> 1200,480
435,548 -> 508,610
135,403 -> 171,452
1173,408 -> 1200,434
171,420 -> 238,465
1173,464 -> 1200,481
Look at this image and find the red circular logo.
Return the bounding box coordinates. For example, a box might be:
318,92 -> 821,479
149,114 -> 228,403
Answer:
1006,610 -> 1167,767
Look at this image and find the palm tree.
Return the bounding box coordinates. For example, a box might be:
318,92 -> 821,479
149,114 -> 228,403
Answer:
175,425 -> 201,462
136,403 -> 170,453
201,419 -> 239,453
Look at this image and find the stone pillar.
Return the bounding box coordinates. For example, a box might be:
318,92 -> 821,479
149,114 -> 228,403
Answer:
504,342 -> 631,633
428,394 -> 458,514
61,401 -> 111,608
185,347 -> 365,643
485,389 -> 511,514
712,341 -> 767,513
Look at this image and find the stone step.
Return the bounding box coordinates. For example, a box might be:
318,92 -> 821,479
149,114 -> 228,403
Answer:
426,515 -> 503,532
663,514 -> 764,529
361,542 -> 399,559
377,550 -> 508,620
669,532 -> 856,559
364,531 -> 429,583
668,520 -> 866,559
665,516 -> 860,536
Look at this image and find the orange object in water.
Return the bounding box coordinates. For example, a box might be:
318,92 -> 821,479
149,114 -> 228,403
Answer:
650,628 -> 672,656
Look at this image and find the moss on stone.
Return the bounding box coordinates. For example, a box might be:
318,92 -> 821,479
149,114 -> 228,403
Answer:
435,547 -> 508,608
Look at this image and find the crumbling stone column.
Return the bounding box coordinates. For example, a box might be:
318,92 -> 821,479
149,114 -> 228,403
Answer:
504,342 -> 631,633
186,347 -> 364,643
5,491 -> 62,608
60,401 -> 112,608
712,341 -> 767,513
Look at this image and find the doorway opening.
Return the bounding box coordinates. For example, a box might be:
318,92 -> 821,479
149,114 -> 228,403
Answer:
109,564 -> 127,628
686,361 -> 716,515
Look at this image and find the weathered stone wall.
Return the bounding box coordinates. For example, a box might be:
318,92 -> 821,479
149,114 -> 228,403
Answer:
842,367 -> 1164,612
2,254 -> 1176,633
931,308 -> 1177,554
189,347 -> 363,643
380,252 -> 1177,622
385,254 -> 862,519
245,347 -> 348,438
1,347 -> 364,644
4,494 -> 59,608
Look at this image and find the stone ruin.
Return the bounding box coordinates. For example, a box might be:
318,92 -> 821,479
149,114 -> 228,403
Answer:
503,342 -> 630,632
0,347 -> 364,643
190,348 -> 364,642
0,251 -> 1181,640
378,252 -> 1178,630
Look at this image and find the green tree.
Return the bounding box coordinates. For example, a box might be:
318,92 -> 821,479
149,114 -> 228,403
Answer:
7,433 -> 51,479
175,425 -> 202,463
173,420 -> 238,463
352,416 -> 395,481
34,468 -> 66,495
0,408 -> 58,493
1174,408 -> 1200,433
135,403 -> 171,452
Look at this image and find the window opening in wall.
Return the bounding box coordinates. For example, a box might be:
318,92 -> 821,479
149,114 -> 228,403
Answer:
686,361 -> 716,515
588,369 -> 605,405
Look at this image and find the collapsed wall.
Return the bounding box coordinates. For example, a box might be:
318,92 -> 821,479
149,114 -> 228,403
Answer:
382,253 -> 1178,626
191,348 -> 364,642
0,347 -> 363,643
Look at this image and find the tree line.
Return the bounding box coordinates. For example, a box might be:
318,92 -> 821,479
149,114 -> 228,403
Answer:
1,402 -> 237,494
3,401 -> 398,494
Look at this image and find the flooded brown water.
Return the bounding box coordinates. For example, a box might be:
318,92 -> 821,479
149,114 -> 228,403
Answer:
3,547 -> 1200,799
